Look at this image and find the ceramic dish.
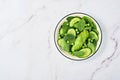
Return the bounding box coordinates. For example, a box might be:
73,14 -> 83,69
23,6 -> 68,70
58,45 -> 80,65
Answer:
54,12 -> 102,60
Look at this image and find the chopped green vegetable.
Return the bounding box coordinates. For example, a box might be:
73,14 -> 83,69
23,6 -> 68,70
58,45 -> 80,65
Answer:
59,22 -> 69,36
67,28 -> 76,36
84,26 -> 91,31
92,29 -> 99,35
64,34 -> 75,42
67,16 -> 80,22
83,16 -> 97,29
90,31 -> 99,41
74,18 -> 85,31
71,30 -> 89,52
70,18 -> 80,27
87,42 -> 96,53
66,16 -> 75,22
58,39 -> 70,52
72,48 -> 91,58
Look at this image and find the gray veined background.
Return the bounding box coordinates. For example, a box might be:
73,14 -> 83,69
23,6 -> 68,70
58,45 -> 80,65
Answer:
0,0 -> 120,80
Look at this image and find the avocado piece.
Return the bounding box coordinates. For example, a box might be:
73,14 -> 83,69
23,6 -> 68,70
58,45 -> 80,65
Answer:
90,31 -> 99,41
87,42 -> 96,53
67,28 -> 76,36
72,48 -> 91,58
92,29 -> 99,35
58,39 -> 70,52
71,30 -> 89,52
70,18 -> 80,27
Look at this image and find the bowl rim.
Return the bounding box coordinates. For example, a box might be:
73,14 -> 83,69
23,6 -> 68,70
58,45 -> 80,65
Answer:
54,12 -> 102,61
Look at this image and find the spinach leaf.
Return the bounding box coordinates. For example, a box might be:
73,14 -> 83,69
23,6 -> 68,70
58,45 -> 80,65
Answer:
74,18 -> 86,31
59,21 -> 69,37
58,39 -> 70,52
67,16 -> 81,22
89,31 -> 99,41
64,34 -> 75,42
66,16 -> 75,22
87,42 -> 96,53
83,16 -> 97,29
72,48 -> 91,58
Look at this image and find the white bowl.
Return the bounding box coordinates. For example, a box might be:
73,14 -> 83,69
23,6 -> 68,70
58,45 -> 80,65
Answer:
54,12 -> 102,60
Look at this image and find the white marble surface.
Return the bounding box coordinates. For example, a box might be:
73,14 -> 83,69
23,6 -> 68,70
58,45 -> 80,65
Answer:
0,0 -> 120,80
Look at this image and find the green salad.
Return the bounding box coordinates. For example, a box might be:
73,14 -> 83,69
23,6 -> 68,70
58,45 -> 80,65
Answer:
57,15 -> 99,58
